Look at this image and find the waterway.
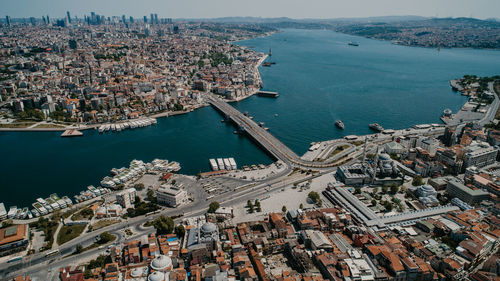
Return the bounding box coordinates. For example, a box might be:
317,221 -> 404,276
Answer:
1,29 -> 500,208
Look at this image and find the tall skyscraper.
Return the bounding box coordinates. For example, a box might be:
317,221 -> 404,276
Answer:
129,16 -> 134,23
30,17 -> 36,26
5,16 -> 11,27
66,11 -> 71,23
154,14 -> 158,24
46,15 -> 50,24
143,16 -> 147,23
122,15 -> 126,23
150,14 -> 154,24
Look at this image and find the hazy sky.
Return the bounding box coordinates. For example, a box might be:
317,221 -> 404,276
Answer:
4,0 -> 500,19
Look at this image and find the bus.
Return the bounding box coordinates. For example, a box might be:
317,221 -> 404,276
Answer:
45,249 -> 60,258
7,256 -> 23,263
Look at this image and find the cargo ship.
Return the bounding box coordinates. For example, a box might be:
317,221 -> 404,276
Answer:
335,120 -> 345,129
369,123 -> 384,132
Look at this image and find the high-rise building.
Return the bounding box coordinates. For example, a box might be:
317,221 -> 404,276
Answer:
5,16 -> 11,27
129,16 -> 134,23
122,15 -> 126,23
46,15 -> 50,24
66,11 -> 71,23
143,15 -> 147,23
30,17 -> 36,26
154,14 -> 158,24
150,14 -> 154,24
115,188 -> 136,209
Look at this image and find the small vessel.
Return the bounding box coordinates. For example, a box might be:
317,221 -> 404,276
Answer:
369,123 -> 384,132
348,42 -> 359,46
335,120 -> 345,129
269,48 -> 272,56
274,114 -> 278,117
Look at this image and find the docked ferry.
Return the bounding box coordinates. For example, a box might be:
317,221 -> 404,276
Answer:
369,123 -> 384,132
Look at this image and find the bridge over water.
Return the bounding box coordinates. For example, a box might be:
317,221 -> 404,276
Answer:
207,95 -> 343,169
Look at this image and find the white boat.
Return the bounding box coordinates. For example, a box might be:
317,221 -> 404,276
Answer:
217,158 -> 224,170
223,158 -> 232,170
7,206 -> 17,219
209,159 -> 218,171
98,125 -> 105,133
229,158 -> 237,170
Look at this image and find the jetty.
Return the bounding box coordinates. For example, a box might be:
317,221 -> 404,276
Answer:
257,91 -> 279,98
61,129 -> 83,137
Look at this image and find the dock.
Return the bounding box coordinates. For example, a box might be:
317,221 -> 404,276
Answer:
257,91 -> 279,98
61,129 -> 83,137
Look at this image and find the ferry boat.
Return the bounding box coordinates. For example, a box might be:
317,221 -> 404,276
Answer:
348,42 -> 359,46
335,120 -> 345,129
369,123 -> 384,132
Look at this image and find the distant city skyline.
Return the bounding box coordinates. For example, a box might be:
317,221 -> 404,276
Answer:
3,0 -> 500,20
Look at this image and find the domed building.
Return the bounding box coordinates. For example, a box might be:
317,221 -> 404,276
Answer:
148,271 -> 168,281
186,221 -> 219,251
150,255 -> 173,272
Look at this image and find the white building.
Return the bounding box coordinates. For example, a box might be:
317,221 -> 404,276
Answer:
464,141 -> 498,169
116,188 -> 137,209
156,185 -> 188,207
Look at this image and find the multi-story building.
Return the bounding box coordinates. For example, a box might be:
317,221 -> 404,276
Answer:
463,141 -> 498,169
115,188 -> 136,209
446,179 -> 489,205
156,185 -> 188,207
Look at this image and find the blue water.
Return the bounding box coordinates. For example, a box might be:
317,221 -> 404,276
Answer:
1,29 -> 500,208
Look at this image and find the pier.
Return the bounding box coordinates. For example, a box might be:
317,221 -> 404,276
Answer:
257,91 -> 279,98
61,129 -> 83,137
207,95 -> 341,168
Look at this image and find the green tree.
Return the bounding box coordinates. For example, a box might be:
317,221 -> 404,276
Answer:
98,232 -> 114,244
147,190 -> 157,203
381,185 -> 388,194
354,187 -> 361,194
390,183 -> 399,195
282,206 -> 287,212
208,201 -> 220,213
299,203 -> 304,209
371,199 -> 377,206
308,191 -> 320,203
75,244 -> 83,254
152,215 -> 175,235
134,183 -> 145,191
174,225 -> 185,238
412,176 -> 423,186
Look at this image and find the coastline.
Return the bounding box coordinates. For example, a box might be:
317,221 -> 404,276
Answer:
0,52 -> 270,133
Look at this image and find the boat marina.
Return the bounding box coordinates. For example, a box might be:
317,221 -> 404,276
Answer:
97,117 -> 157,134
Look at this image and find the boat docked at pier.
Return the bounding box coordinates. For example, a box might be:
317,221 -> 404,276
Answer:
369,123 -> 384,132
335,120 -> 345,129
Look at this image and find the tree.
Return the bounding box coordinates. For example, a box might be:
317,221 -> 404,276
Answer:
208,201 -> 220,213
282,206 -> 287,212
354,187 -> 361,194
390,183 -> 399,195
75,244 -> 83,254
98,232 -> 114,244
412,176 -> 423,186
147,190 -> 157,203
308,191 -> 320,203
153,215 -> 175,235
174,225 -> 185,238
371,199 -> 377,206
381,185 -> 388,194
373,187 -> 379,194
317,199 -> 323,207
299,203 -> 304,209
134,183 -> 145,191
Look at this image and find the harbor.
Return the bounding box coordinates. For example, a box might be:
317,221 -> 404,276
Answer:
0,158 -> 181,221
1,29 -> 499,208
97,117 -> 157,134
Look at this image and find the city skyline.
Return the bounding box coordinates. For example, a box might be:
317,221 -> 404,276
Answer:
3,0 -> 500,20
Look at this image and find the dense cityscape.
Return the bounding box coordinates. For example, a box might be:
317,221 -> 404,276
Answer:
1,5 -> 500,281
